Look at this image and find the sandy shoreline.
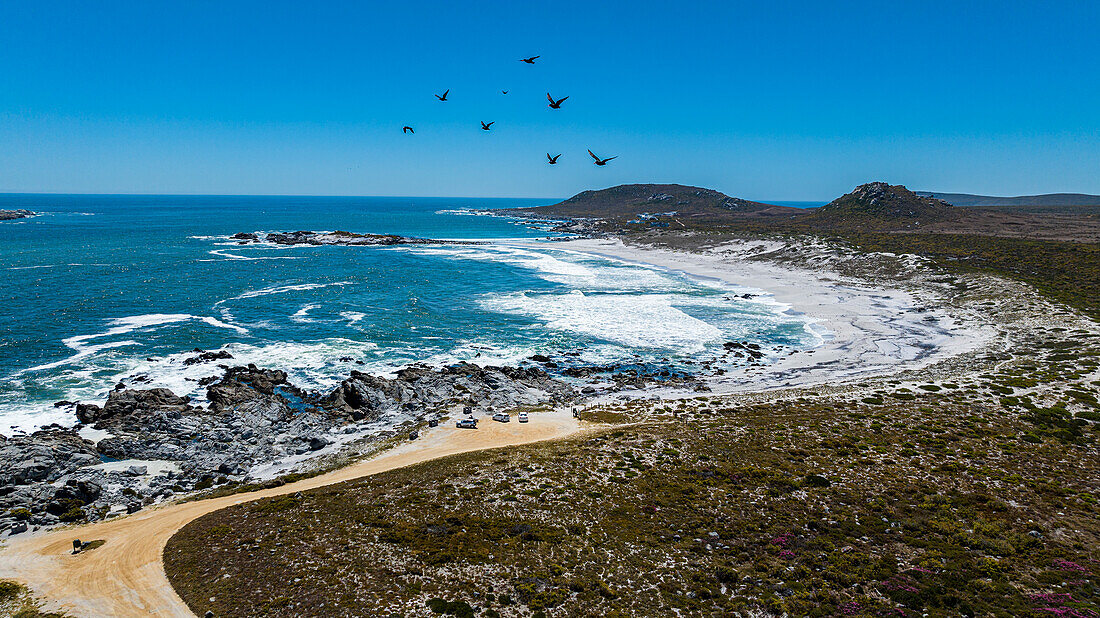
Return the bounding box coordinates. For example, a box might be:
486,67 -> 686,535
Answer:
517,237 -> 995,395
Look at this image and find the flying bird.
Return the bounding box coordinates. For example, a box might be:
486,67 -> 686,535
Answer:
519,56 -> 540,64
435,89 -> 449,101
501,90 -> 509,94
402,126 -> 414,134
547,153 -> 561,165
546,93 -> 569,109
588,149 -> 617,166
481,121 -> 495,131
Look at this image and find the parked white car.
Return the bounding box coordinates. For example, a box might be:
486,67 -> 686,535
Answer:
492,411 -> 510,423
518,411 -> 529,423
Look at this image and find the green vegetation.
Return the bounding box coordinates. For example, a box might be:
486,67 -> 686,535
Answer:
165,324 -> 1100,617
161,207 -> 1100,616
841,232 -> 1100,321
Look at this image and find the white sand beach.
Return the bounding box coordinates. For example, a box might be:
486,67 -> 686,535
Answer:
526,237 -> 996,395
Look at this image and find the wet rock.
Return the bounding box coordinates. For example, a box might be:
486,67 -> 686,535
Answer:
207,365 -> 289,411
183,350 -> 234,366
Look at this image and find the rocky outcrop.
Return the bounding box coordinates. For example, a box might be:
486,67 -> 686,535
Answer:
1,359 -> 576,535
75,387 -> 191,425
182,349 -> 233,366
206,365 -> 290,412
0,209 -> 35,221
234,230 -> 484,247
324,362 -> 573,420
0,430 -> 98,487
809,182 -> 958,227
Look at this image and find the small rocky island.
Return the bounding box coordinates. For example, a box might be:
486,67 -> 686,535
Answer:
0,209 -> 35,221
232,230 -> 480,246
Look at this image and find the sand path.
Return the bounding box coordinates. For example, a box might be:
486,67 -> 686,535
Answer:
0,411 -> 583,617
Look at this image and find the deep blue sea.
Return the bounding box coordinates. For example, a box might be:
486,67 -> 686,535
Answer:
0,194 -> 819,433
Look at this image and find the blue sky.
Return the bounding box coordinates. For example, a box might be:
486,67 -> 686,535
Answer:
1,1 -> 1098,200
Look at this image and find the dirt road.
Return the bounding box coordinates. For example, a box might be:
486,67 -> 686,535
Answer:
0,411 -> 583,617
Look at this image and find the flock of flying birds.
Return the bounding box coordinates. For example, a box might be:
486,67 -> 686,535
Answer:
400,55 -> 617,167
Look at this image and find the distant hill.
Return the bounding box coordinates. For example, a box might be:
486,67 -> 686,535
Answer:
509,183 -> 801,220
804,182 -> 959,230
506,181 -> 1100,242
916,191 -> 1100,207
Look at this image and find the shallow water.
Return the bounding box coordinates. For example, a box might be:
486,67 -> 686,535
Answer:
0,194 -> 820,432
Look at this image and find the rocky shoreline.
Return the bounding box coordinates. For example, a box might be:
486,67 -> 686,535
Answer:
0,334 -> 758,538
0,209 -> 35,221
230,230 -> 485,246
0,359 -> 574,536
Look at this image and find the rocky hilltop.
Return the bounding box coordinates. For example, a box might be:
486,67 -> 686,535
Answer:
805,182 -> 959,229
0,209 -> 35,221
509,184 -> 800,222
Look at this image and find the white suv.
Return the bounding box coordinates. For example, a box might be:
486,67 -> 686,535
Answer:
492,412 -> 510,423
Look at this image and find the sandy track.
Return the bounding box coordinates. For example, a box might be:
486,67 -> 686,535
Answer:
0,411 -> 583,617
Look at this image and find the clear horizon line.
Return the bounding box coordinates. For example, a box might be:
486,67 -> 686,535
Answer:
0,190 -> 834,203
0,191 -> 566,201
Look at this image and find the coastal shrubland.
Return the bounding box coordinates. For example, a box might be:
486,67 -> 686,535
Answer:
165,326 -> 1100,617
156,185 -> 1100,616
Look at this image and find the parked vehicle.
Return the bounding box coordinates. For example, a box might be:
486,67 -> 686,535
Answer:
408,431 -> 419,440
428,419 -> 438,428
456,417 -> 478,429
518,411 -> 529,423
492,412 -> 510,423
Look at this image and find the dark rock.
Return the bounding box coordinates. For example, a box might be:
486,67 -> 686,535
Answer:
182,350 -> 234,366
78,388 -> 190,426
0,209 -> 36,220
206,365 -> 289,411
0,429 -> 99,487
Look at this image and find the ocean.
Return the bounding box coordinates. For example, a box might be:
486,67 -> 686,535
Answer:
0,194 -> 821,433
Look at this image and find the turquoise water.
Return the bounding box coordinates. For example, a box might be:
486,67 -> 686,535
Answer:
0,194 -> 819,432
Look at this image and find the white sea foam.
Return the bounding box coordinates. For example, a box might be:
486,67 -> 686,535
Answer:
340,311 -> 366,324
16,314 -> 248,376
7,263 -> 111,271
225,281 -> 353,301
207,249 -> 301,261
290,304 -> 320,323
482,291 -> 725,351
